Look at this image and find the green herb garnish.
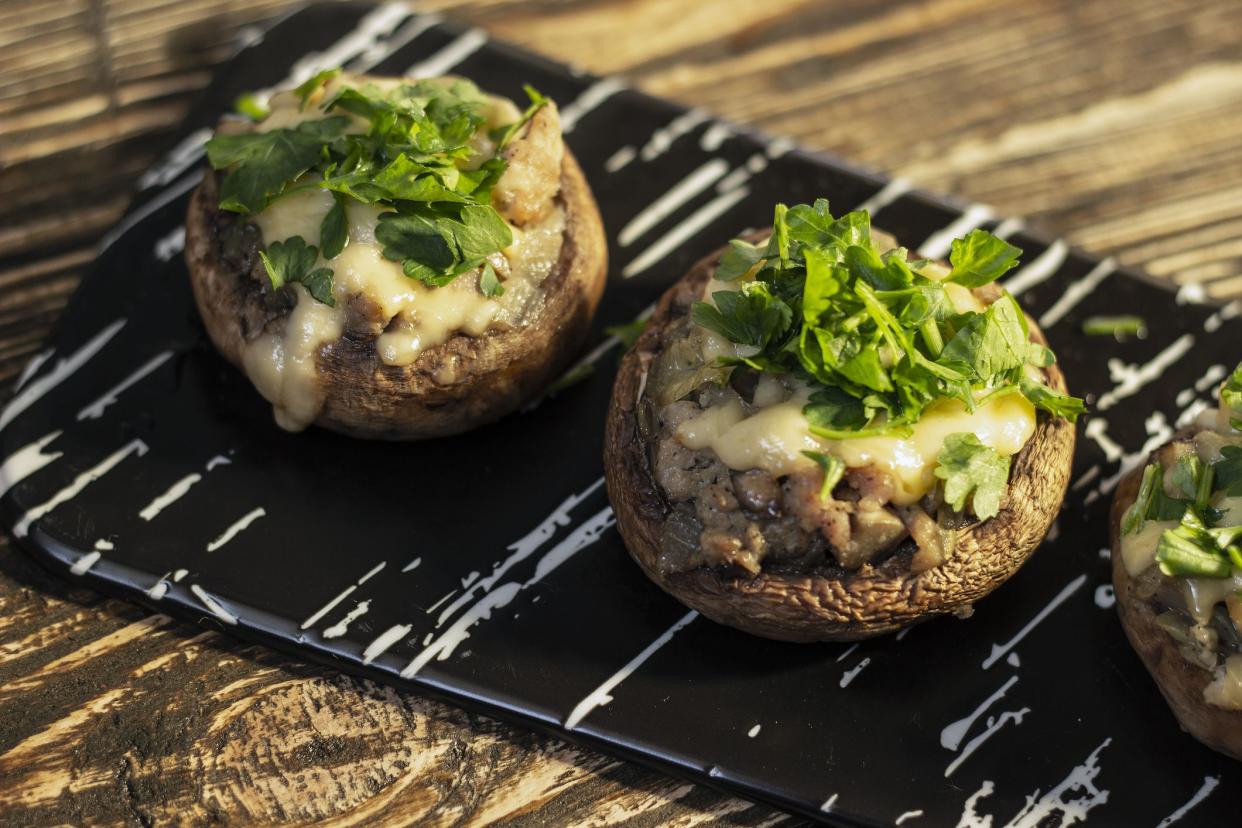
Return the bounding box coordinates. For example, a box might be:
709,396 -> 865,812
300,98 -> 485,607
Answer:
319,193 -> 348,260
934,433 -> 1011,519
1217,445 -> 1242,496
802,450 -> 846,501
1223,362 -> 1242,431
689,199 -> 1084,441
479,262 -> 504,298
206,117 -> 351,215
234,93 -> 270,121
1156,506 -> 1242,579
294,68 -> 341,108
1082,315 -> 1146,339
204,74 -> 548,304
259,236 -> 335,306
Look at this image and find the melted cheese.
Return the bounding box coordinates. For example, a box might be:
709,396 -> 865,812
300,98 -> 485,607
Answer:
826,395 -> 1035,504
1216,495 -> 1242,526
231,73 -> 562,430
677,393 -> 821,478
920,260 -> 986,313
1184,572 -> 1242,624
1204,654 -> 1242,710
677,263 -> 1034,503
1120,519 -> 1178,577
676,388 -> 1035,504
241,289 -> 342,431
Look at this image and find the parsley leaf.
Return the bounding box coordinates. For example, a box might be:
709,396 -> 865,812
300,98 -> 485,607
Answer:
1019,377 -> 1085,422
935,433 -> 1011,519
801,450 -> 846,500
258,236 -> 335,306
294,68 -> 341,107
714,239 -> 765,281
1121,461 -> 1204,535
479,262 -> 504,297
1216,445 -> 1242,496
939,294 -> 1031,381
1157,521 -> 1233,579
691,282 -> 792,350
1222,361 -> 1242,420
492,85 -> 550,150
375,203 -> 512,287
803,386 -> 868,433
205,117 -> 351,214
234,92 -> 270,121
319,193 -> 348,259
947,229 -> 1022,288
1155,510 -> 1242,580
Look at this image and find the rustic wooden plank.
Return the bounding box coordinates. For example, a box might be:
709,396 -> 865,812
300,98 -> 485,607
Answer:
0,0 -> 1239,824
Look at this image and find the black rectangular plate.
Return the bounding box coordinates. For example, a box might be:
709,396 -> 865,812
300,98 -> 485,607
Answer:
2,3 -> 1239,824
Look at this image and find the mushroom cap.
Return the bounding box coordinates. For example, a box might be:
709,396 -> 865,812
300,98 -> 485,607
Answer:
604,239 -> 1076,642
185,149 -> 607,440
1110,465 -> 1242,760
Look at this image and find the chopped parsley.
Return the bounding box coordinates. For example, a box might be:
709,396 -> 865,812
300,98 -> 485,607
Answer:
687,199 -> 1083,518
1082,315 -> 1146,339
204,73 -> 549,304
1223,362 -> 1242,431
934,433 -> 1010,519
691,200 -> 1083,441
1217,445 -> 1242,497
479,262 -> 504,298
802,450 -> 846,501
1123,412 -> 1242,580
259,236 -> 335,306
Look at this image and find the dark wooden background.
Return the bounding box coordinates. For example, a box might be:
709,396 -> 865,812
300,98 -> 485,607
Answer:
1,0 -> 1240,824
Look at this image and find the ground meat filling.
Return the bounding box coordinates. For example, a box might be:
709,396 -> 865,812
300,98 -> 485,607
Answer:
649,385 -> 944,577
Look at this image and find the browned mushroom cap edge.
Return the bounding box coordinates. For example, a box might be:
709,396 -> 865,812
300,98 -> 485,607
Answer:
604,239 -> 1076,642
185,148 -> 607,440
1110,463 -> 1242,760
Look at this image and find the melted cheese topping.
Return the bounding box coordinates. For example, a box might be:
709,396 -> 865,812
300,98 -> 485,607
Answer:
1184,572 -> 1242,624
232,75 -> 561,430
677,384 -> 1035,505
1120,519 -> 1178,577
1205,654 -> 1242,710
677,266 -> 1036,504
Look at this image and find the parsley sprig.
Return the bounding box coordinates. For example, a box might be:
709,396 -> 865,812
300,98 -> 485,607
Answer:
205,74 -> 549,303
690,199 -> 1085,443
1223,363 -> 1242,432
1122,420 -> 1242,580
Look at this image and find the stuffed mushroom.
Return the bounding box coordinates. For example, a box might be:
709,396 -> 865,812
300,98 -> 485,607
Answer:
605,200 -> 1081,641
186,70 -> 606,438
1110,362 -> 1242,759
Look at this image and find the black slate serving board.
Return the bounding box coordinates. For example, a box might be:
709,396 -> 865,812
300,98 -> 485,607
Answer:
3,3 -> 1239,824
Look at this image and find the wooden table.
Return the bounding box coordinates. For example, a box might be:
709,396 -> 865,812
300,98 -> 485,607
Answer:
2,0 -> 1240,823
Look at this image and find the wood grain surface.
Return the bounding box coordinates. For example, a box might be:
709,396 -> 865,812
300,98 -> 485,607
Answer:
1,0 -> 1240,824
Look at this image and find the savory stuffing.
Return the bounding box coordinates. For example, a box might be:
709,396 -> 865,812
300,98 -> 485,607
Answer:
637,198 -> 1085,578
201,71 -> 567,429
1120,362 -> 1242,708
